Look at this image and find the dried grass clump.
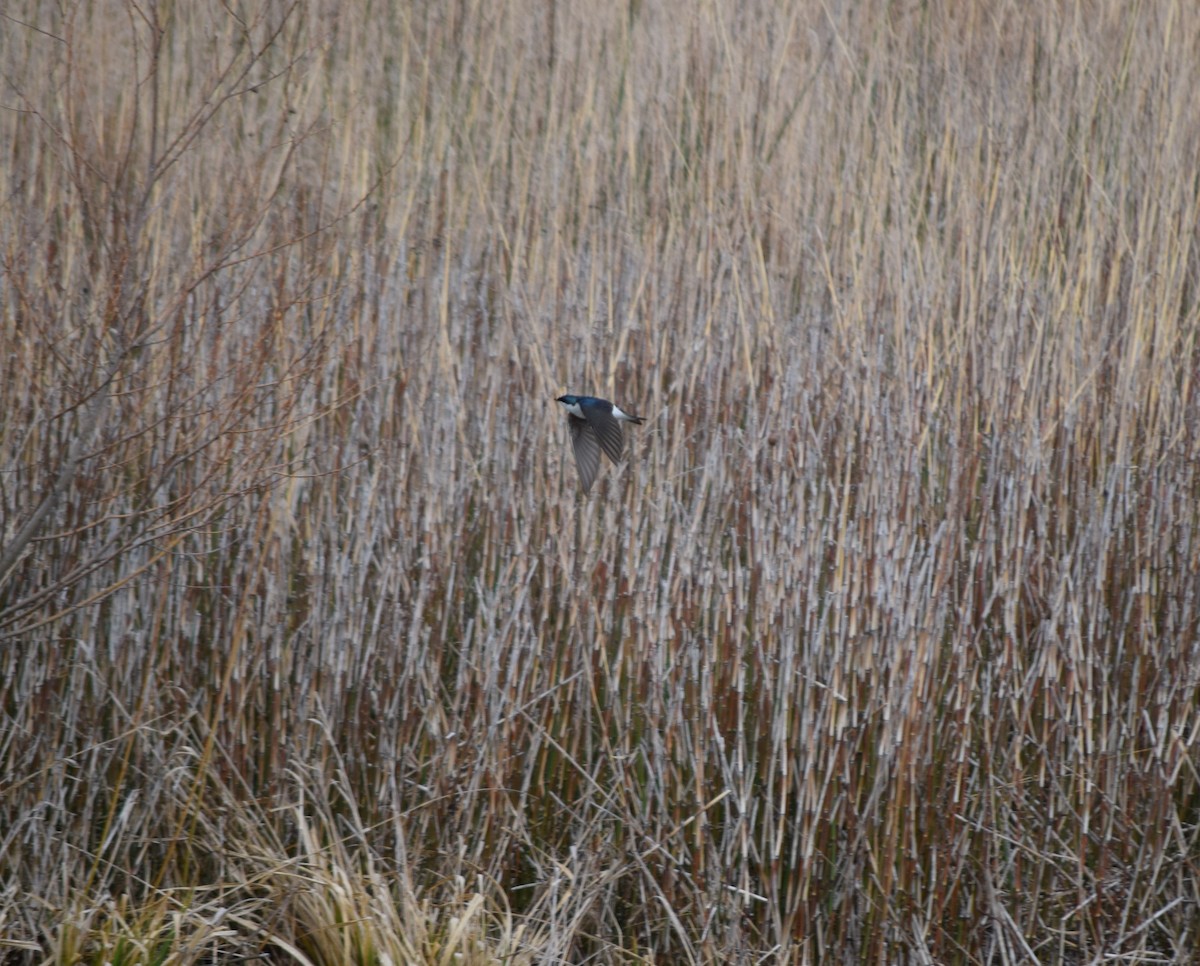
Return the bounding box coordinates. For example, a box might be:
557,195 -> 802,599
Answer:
3,1 -> 1199,962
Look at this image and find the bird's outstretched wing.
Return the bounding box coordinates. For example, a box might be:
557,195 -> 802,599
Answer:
582,405 -> 625,464
568,415 -> 602,492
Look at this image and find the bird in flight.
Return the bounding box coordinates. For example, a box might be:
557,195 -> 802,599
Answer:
556,394 -> 645,493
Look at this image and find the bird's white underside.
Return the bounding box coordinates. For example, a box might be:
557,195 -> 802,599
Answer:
560,399 -> 637,422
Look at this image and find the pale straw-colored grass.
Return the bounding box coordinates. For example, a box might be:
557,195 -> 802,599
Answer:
2,1 -> 1198,962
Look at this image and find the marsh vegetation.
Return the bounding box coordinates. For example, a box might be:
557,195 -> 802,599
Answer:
2,1 -> 1199,961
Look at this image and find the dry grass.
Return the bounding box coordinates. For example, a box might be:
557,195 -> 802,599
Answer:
2,0 -> 1199,962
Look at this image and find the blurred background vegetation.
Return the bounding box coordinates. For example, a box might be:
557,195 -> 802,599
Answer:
2,1 -> 1199,961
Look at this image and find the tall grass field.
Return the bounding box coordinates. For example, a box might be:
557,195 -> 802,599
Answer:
2,1 -> 1199,962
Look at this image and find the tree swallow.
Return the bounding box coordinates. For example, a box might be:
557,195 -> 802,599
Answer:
556,394 -> 645,493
